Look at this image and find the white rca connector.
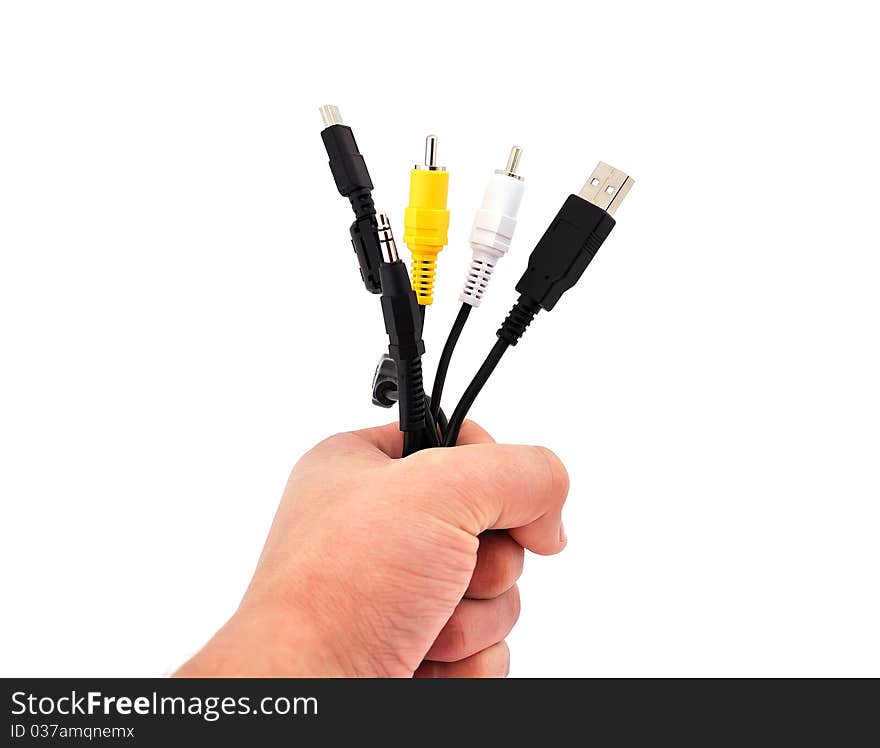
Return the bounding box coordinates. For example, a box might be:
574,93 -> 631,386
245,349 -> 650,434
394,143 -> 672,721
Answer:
460,146 -> 525,307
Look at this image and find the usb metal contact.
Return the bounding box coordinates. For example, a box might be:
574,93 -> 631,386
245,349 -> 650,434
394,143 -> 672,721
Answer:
578,162 -> 634,216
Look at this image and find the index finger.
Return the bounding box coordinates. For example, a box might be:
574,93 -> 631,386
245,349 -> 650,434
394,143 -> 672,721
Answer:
452,420 -> 495,446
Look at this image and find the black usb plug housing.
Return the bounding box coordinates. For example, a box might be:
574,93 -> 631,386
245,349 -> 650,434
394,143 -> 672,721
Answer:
498,162 -> 633,345
444,162 -> 634,447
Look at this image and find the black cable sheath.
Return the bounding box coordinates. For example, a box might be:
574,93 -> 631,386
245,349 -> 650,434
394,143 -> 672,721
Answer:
402,426 -> 435,457
430,303 -> 471,424
443,338 -> 510,447
423,402 -> 441,448
397,357 -> 427,429
398,358 -> 438,457
402,431 -> 418,457
436,403 -> 448,437
424,395 -> 447,443
443,297 -> 540,447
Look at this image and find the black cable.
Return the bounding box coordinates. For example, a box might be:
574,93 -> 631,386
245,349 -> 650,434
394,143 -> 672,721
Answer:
422,399 -> 441,448
435,401 -> 448,437
372,374 -> 448,445
402,431 -> 422,457
373,213 -> 437,457
398,361 -> 441,453
401,392 -> 443,457
403,429 -> 437,456
443,338 -> 509,447
423,395 -> 446,443
319,108 -> 434,452
320,120 -> 636,458
443,296 -> 540,446
430,302 -> 471,424
396,356 -> 427,430
443,163 -> 635,446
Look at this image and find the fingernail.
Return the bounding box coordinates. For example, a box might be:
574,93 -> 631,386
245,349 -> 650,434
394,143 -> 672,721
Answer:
558,522 -> 567,545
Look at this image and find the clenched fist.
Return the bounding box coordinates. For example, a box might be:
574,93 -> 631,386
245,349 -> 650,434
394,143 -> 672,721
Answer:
176,421 -> 568,678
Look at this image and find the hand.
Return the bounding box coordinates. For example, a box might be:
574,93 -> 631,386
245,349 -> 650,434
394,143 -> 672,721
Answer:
175,421 -> 568,677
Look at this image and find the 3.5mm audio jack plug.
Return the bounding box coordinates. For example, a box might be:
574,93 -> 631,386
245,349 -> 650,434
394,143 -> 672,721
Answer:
376,212 -> 428,436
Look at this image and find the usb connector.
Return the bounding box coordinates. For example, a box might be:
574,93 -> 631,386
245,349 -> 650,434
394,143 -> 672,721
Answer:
319,104 -> 344,128
578,161 -> 634,215
495,160 -> 634,347
444,160 -> 635,446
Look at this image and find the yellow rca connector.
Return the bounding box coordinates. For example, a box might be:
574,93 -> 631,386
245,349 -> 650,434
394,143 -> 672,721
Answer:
403,135 -> 450,305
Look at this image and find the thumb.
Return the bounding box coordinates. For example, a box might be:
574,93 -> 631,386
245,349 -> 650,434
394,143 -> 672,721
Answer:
404,443 -> 569,556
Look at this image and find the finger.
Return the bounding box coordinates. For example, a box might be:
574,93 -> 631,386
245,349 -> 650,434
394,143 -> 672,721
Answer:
315,418 -> 494,462
300,422 -> 403,463
425,585 -> 520,662
405,443 -> 569,555
414,641 -> 510,678
455,420 -> 495,446
349,421 -> 404,457
466,531 -> 523,599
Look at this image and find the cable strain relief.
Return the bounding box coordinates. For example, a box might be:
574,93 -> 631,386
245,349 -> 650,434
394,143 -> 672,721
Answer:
496,295 -> 540,346
397,357 -> 427,430
459,254 -> 496,307
410,254 -> 437,305
348,187 -> 375,219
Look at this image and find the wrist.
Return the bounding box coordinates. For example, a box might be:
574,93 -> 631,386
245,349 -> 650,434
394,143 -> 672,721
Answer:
174,597 -> 349,677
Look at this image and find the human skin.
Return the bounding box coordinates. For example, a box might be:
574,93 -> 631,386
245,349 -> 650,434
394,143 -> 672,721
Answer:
175,420 -> 569,677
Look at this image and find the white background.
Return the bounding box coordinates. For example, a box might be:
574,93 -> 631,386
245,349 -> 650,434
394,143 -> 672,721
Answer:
1,1 -> 878,677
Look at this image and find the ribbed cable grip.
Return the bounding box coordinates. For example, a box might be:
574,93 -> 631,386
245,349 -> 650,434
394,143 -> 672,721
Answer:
497,296 -> 541,346
460,256 -> 496,307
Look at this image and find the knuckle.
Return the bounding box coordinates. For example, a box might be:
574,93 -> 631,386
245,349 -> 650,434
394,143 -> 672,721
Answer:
474,535 -> 523,597
461,419 -> 494,443
315,431 -> 355,452
406,453 -> 488,530
483,562 -> 508,598
496,539 -> 524,590
436,612 -> 468,662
